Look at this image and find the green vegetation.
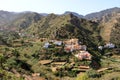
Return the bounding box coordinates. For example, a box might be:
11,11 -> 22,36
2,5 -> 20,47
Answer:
0,8 -> 120,80
76,73 -> 89,80
110,22 -> 120,47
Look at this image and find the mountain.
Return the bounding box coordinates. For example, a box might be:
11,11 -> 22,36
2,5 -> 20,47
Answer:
6,12 -> 43,30
85,7 -> 120,22
99,13 -> 119,41
84,7 -> 120,46
0,7 -> 120,46
1,12 -> 99,48
0,10 -> 19,28
26,13 -> 100,47
110,18 -> 120,47
64,11 -> 84,18
0,11 -> 43,31
39,13 -> 48,16
87,7 -> 120,47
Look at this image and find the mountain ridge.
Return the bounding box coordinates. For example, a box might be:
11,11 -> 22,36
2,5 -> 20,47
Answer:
0,7 -> 120,46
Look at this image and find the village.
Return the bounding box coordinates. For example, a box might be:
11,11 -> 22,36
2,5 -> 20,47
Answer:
11,37 -> 117,74
1,35 -> 119,80
39,38 -> 91,74
37,38 -> 118,77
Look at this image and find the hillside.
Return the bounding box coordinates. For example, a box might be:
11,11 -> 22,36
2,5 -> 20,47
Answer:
0,10 -> 101,47
0,11 -> 43,31
0,10 -> 18,28
110,16 -> 120,47
0,8 -> 120,47
0,8 -> 120,80
7,12 -> 42,30
100,13 -> 120,42
85,7 -> 120,22
26,13 -> 100,47
84,7 -> 120,45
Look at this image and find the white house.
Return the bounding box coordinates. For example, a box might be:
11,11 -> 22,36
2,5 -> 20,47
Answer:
53,41 -> 62,46
98,46 -> 103,50
104,43 -> 115,48
43,42 -> 50,48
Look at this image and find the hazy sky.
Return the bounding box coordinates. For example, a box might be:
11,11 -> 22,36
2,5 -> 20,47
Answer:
0,0 -> 120,15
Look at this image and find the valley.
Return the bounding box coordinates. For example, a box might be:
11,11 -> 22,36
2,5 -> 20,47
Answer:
0,7 -> 120,80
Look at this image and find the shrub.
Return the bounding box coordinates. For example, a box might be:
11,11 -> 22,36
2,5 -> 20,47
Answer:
111,77 -> 120,80
67,70 -> 77,77
0,69 -> 24,80
76,73 -> 89,80
86,69 -> 101,78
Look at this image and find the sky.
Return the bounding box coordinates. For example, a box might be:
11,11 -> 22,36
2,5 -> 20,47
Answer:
0,0 -> 120,15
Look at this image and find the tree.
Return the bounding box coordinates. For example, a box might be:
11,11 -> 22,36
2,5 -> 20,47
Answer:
0,54 -> 5,69
12,49 -> 20,58
90,56 -> 101,69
